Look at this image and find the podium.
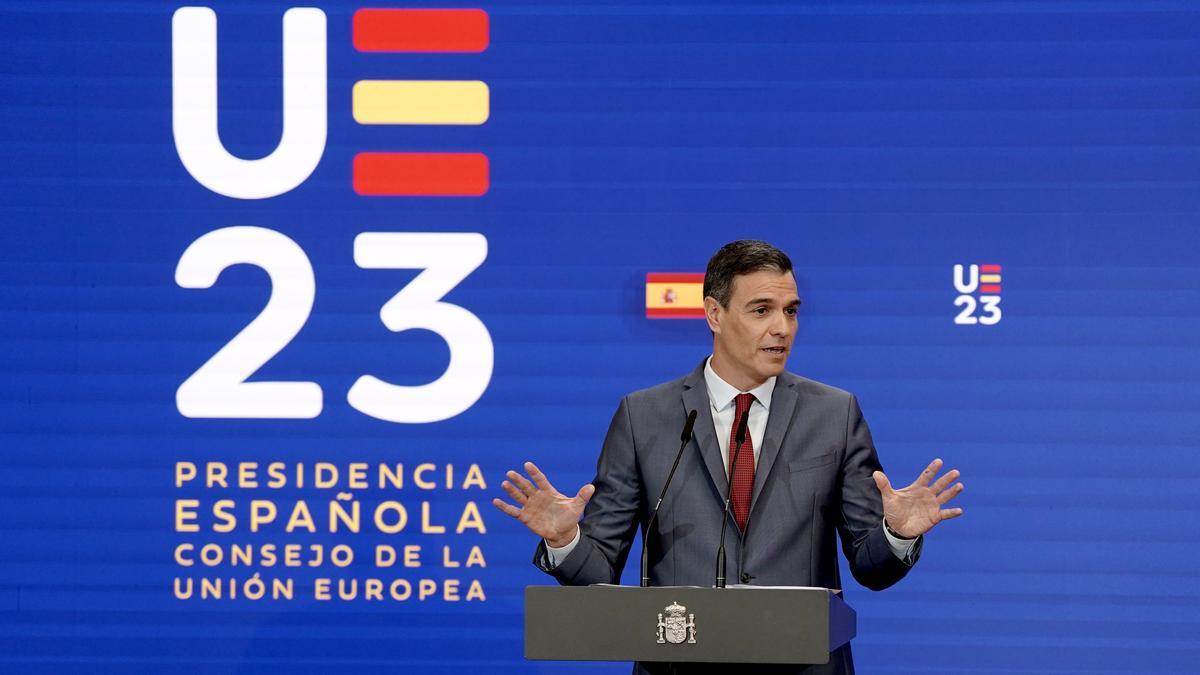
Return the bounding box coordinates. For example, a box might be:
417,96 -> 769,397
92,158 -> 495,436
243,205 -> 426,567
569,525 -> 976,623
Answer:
525,585 -> 856,665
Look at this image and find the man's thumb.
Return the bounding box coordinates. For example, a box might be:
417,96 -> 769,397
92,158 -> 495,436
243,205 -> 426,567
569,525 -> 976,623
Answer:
576,484 -> 596,503
872,471 -> 891,493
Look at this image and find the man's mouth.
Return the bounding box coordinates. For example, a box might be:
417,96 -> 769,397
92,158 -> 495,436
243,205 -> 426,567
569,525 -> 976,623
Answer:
761,346 -> 786,354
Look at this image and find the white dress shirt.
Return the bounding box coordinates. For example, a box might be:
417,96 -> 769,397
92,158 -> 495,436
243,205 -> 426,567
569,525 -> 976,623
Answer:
546,356 -> 917,566
704,356 -> 773,476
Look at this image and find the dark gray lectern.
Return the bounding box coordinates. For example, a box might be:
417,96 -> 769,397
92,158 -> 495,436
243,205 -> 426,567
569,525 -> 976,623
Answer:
525,586 -> 856,665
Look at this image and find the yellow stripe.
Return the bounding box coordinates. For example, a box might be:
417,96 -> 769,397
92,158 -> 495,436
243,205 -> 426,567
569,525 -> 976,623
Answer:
646,282 -> 704,309
353,80 -> 490,125
980,274 -> 1002,283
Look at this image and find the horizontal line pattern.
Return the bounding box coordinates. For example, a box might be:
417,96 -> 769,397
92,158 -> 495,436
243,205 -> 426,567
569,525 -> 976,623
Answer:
0,1 -> 1198,673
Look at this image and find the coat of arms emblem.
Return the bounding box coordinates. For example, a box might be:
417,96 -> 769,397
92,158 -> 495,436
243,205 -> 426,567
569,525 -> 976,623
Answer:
656,601 -> 697,644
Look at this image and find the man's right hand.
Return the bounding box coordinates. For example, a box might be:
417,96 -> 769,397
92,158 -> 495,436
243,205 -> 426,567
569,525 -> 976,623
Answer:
491,461 -> 595,547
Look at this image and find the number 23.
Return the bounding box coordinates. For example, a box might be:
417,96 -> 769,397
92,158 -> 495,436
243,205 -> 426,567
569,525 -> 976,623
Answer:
174,226 -> 493,423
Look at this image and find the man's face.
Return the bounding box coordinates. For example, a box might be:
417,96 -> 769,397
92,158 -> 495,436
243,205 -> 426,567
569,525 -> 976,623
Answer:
705,269 -> 800,390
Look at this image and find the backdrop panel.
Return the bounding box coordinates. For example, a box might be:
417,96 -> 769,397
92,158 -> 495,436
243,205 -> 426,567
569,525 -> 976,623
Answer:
1,1 -> 1198,672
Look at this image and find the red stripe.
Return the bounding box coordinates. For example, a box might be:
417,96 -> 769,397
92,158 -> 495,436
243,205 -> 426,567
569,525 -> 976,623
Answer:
353,153 -> 489,197
980,264 -> 1002,273
647,307 -> 707,319
646,273 -> 705,284
980,285 -> 1001,293
353,9 -> 489,53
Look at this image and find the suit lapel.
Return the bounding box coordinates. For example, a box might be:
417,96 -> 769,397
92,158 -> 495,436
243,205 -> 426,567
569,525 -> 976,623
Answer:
681,362 -> 729,502
750,375 -> 798,515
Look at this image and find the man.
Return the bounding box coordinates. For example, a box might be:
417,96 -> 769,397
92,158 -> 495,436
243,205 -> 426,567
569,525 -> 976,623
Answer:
493,240 -> 964,674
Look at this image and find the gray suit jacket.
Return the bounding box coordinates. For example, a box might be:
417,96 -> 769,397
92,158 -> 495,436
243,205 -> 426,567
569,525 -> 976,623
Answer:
533,359 -> 921,674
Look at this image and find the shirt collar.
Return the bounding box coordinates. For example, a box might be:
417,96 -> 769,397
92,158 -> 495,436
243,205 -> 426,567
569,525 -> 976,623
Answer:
703,355 -> 775,413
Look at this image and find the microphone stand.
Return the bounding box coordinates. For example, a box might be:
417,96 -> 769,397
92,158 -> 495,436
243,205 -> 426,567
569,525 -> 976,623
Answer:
715,408 -> 749,589
641,410 -> 697,587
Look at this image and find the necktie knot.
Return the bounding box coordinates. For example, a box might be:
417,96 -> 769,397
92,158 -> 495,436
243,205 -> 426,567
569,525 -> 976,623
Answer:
734,392 -> 755,416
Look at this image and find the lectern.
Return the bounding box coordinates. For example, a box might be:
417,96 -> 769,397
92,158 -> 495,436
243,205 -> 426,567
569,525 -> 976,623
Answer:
525,586 -> 855,665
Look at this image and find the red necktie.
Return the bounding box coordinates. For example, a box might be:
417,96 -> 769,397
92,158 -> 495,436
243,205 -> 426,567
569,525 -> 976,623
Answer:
728,393 -> 755,531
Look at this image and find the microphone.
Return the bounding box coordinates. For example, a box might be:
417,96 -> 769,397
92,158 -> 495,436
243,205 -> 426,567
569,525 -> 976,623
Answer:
715,407 -> 750,588
640,409 -> 698,588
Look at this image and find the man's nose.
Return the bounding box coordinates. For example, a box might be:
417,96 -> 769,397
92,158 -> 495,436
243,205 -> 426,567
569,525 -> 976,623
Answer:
769,310 -> 792,336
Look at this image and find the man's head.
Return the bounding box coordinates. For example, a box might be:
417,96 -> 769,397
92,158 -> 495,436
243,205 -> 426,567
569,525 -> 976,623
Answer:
703,240 -> 800,391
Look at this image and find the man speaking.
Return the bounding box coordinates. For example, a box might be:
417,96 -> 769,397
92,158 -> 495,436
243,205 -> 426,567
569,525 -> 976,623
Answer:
493,240 -> 965,674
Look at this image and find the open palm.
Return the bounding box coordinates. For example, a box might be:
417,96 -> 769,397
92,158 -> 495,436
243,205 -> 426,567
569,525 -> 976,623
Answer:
492,462 -> 595,547
872,458 -> 964,539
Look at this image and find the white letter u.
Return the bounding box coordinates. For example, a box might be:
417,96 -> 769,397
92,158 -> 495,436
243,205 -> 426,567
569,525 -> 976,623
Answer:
953,264 -> 979,294
172,7 -> 327,199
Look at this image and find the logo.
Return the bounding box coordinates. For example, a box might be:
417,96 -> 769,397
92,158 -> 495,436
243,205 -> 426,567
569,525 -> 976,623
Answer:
172,7 -> 490,199
656,601 -> 697,645
170,7 -> 496,423
953,264 -> 1002,325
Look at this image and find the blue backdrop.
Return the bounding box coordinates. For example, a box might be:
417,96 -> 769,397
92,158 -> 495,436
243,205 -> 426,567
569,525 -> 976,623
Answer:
1,0 -> 1198,672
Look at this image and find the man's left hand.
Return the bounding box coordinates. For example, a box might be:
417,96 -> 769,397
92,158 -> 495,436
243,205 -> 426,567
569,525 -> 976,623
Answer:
872,458 -> 964,539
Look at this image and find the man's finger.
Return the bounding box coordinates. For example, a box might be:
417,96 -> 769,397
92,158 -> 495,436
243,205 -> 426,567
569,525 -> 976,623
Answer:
937,483 -> 964,505
575,483 -> 596,503
929,468 -> 960,494
872,471 -> 891,494
491,498 -> 521,518
914,458 -> 943,487
501,480 -> 528,504
507,469 -> 536,495
525,461 -> 556,493
938,507 -> 964,521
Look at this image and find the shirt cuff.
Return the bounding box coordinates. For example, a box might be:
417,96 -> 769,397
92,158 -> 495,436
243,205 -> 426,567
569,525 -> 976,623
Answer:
882,519 -> 918,563
543,526 -> 581,568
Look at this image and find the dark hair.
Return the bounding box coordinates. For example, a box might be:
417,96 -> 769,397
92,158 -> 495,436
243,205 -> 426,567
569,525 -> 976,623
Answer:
703,240 -> 794,307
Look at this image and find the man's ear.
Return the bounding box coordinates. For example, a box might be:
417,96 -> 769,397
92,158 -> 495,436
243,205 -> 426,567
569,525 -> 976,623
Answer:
704,296 -> 722,334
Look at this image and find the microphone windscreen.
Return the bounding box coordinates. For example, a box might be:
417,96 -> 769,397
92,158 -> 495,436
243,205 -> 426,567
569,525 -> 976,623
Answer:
734,408 -> 749,446
681,409 -> 698,442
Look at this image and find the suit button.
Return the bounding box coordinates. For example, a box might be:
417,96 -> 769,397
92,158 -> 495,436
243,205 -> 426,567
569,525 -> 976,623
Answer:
740,573 -> 752,584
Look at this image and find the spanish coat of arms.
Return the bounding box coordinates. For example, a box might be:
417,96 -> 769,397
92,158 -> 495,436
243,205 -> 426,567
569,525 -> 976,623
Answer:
656,601 -> 697,644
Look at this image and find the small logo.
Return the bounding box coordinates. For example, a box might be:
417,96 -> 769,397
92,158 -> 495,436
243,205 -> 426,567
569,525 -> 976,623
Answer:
953,263 -> 1002,325
656,601 -> 697,645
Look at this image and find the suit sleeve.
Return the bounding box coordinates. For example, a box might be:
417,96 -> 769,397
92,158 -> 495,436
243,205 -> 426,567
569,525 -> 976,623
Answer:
532,396 -> 643,585
836,395 -> 922,591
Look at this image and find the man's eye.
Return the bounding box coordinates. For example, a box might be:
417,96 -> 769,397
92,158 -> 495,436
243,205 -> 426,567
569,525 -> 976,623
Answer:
785,307 -> 798,316
753,307 -> 767,315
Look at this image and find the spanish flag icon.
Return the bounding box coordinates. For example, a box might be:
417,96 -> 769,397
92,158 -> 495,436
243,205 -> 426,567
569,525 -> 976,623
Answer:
646,273 -> 706,319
